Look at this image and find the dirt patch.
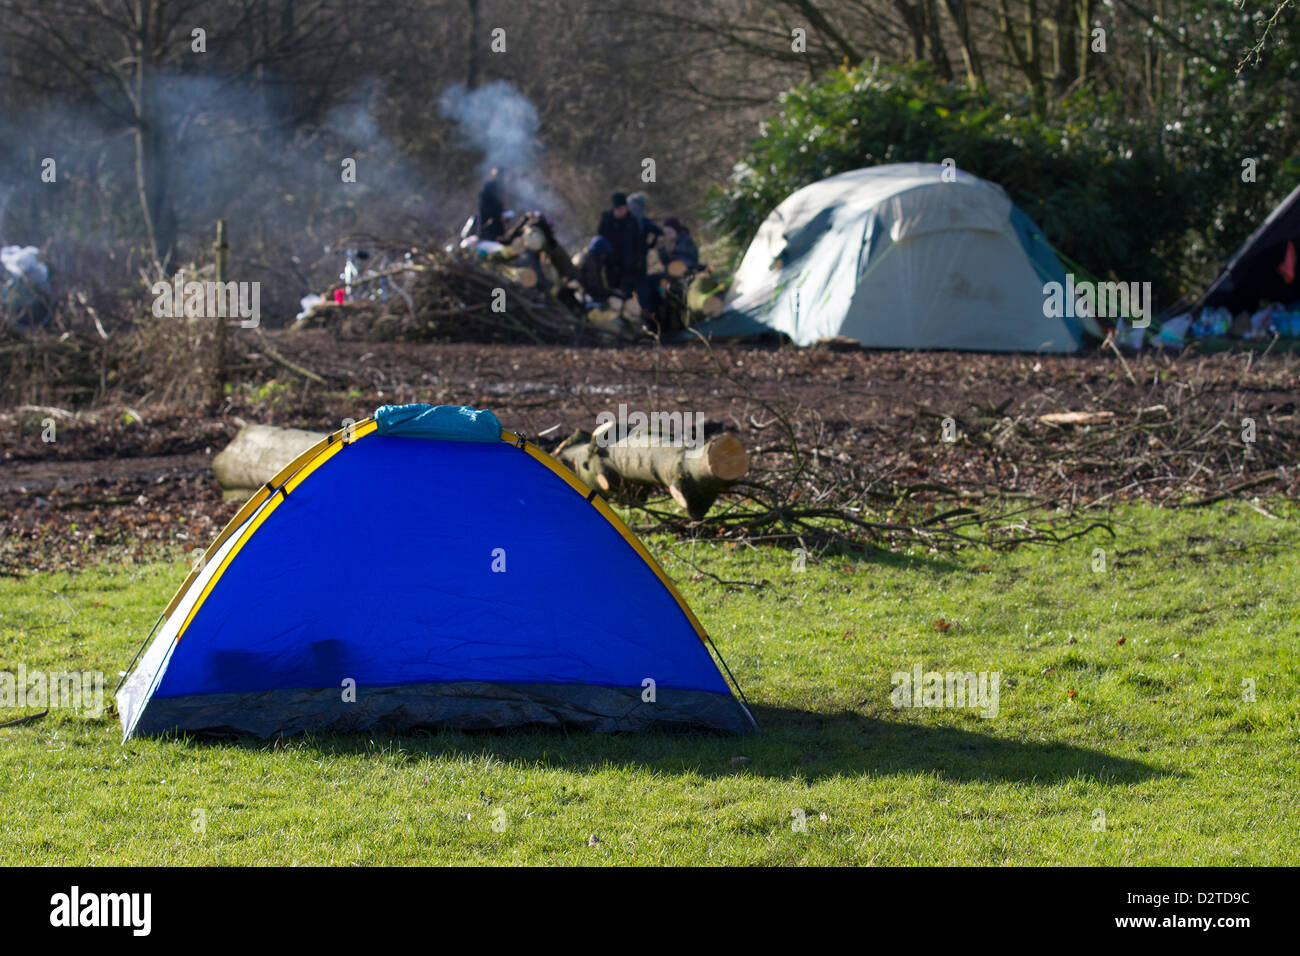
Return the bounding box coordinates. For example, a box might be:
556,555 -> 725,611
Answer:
2,334 -> 1297,572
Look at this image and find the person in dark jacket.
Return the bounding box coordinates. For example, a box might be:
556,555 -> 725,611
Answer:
597,192 -> 644,295
662,217 -> 700,271
575,236 -> 614,301
477,168 -> 507,241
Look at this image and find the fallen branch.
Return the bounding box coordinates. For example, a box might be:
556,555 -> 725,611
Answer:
1179,471 -> 1281,508
255,330 -> 329,385
0,709 -> 49,728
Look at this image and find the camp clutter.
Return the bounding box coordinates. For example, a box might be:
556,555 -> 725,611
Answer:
118,403 -> 756,740
283,166 -> 1300,353
292,196 -> 722,345
291,246 -> 640,346
1154,183 -> 1300,347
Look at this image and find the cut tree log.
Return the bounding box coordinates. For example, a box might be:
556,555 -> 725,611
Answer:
556,423 -> 749,519
212,417 -> 747,517
666,258 -> 688,278
522,225 -> 547,251
587,307 -> 622,326
505,213 -> 578,282
212,423 -> 326,501
687,273 -> 724,317
504,265 -> 538,288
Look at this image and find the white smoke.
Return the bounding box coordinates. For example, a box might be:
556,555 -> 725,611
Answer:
437,80 -> 567,223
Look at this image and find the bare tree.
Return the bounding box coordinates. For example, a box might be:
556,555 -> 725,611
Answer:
0,0 -> 395,273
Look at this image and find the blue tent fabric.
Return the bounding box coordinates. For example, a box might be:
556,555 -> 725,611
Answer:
1007,206 -> 1082,344
374,403 -> 502,441
676,304 -> 776,341
117,406 -> 754,738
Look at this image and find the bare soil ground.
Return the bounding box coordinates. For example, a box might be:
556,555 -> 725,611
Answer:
2,333 -> 1296,573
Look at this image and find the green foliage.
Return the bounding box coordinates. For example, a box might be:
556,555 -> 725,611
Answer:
710,61 -> 1298,307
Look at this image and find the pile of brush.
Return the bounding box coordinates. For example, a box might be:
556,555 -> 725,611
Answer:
293,227 -> 645,346
407,250 -> 635,345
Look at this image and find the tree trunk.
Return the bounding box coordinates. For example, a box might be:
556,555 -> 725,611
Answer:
1050,0 -> 1079,95
212,424 -> 326,500
941,0 -> 987,87
134,105 -> 177,274
132,4 -> 177,275
997,0 -> 1047,114
557,424 -> 749,520
1078,0 -> 1093,82
466,0 -> 481,89
893,0 -> 928,62
504,213 -> 577,282
214,420 -> 749,519
786,0 -> 861,64
922,0 -> 954,81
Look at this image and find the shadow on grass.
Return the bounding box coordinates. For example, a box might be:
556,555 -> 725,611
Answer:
662,536 -> 972,575
190,703 -> 1166,787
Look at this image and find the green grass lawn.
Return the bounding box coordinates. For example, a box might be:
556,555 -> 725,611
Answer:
1,502 -> 1297,865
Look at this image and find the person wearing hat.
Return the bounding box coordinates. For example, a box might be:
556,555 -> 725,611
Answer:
597,191 -> 645,296
628,192 -> 664,252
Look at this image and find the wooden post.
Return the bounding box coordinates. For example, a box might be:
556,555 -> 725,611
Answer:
210,219 -> 229,412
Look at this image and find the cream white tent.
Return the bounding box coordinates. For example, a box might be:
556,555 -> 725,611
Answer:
695,163 -> 1084,351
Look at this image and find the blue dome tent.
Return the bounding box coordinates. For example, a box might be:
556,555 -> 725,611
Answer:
117,404 -> 755,739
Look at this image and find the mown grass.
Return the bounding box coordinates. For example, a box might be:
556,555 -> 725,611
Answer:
1,501 -> 1297,865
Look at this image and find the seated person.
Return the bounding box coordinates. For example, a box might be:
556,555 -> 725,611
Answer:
661,217 -> 700,271
635,272 -> 675,337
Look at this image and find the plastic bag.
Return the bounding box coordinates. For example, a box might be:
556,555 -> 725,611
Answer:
0,245 -> 52,329
1154,313 -> 1191,346
1190,307 -> 1229,339
296,294 -> 324,322
1,245 -> 50,287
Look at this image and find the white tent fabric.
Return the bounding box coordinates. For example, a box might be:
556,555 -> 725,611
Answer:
719,163 -> 1080,352
115,512 -> 256,739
